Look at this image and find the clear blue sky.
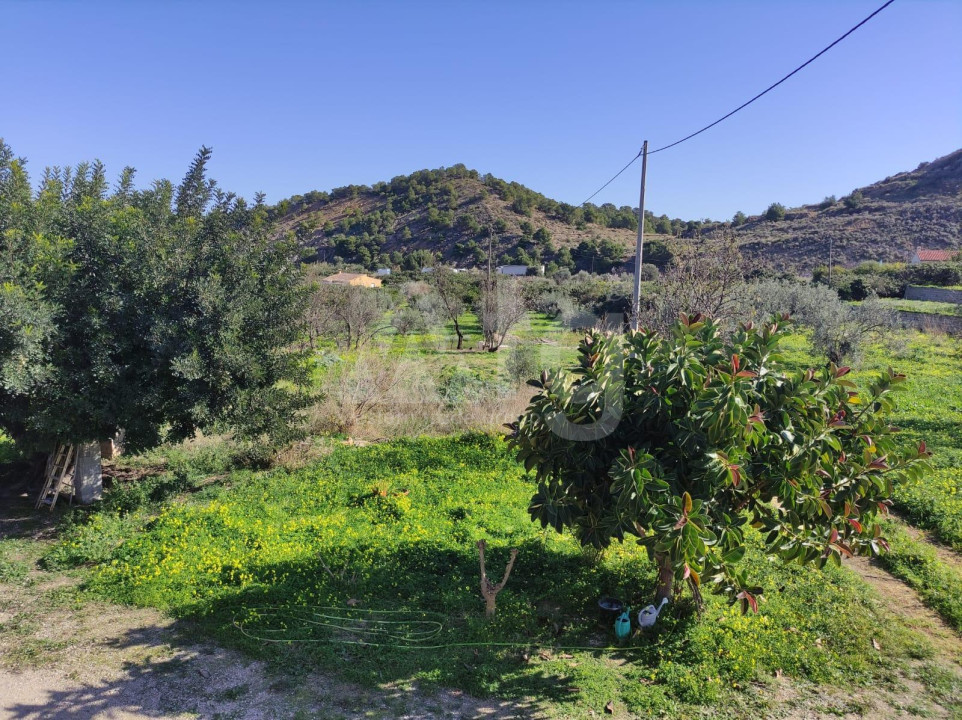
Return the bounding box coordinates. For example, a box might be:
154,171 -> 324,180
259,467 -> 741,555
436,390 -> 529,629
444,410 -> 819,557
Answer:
2,0 -> 959,220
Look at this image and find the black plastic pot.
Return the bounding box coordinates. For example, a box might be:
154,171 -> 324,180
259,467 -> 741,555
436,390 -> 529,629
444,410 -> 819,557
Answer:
598,596 -> 624,625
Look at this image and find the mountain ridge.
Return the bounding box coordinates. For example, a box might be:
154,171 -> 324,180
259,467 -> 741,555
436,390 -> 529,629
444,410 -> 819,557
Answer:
273,149 -> 962,274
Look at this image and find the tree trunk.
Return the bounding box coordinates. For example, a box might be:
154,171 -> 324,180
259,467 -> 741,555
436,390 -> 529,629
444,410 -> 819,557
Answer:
453,318 -> 464,350
655,553 -> 673,602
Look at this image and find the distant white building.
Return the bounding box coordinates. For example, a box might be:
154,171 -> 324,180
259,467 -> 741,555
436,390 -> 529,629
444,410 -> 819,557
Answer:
375,268 -> 391,276
497,265 -> 544,276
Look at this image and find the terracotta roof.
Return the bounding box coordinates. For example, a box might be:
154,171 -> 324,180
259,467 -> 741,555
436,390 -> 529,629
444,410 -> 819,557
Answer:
915,249 -> 956,262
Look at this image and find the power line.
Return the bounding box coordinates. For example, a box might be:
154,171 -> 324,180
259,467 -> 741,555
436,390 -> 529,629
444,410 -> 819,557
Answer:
580,150 -> 643,206
579,0 -> 896,204
648,0 -> 896,155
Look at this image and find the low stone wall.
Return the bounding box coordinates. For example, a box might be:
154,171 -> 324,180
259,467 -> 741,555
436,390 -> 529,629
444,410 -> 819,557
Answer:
904,285 -> 962,303
897,310 -> 962,335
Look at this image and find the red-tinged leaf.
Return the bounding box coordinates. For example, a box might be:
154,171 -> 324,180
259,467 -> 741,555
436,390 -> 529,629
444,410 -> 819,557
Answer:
834,542 -> 854,558
730,466 -> 741,487
627,446 -> 636,463
682,564 -> 691,580
869,458 -> 889,470
848,518 -> 863,533
877,501 -> 890,517
673,515 -> 688,530
843,501 -> 852,517
804,368 -> 815,382
731,354 -> 740,372
862,435 -> 874,447
737,590 -> 759,613
835,366 -> 851,378
735,370 -> 758,378
879,538 -> 890,552
829,528 -> 839,544
678,311 -> 689,326
839,452 -> 846,463
820,499 -> 834,519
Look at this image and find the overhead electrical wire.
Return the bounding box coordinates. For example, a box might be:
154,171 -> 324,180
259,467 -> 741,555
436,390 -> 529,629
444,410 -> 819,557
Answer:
578,0 -> 897,206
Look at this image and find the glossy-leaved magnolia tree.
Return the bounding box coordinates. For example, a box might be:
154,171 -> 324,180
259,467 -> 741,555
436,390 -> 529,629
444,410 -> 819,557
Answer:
508,313 -> 930,611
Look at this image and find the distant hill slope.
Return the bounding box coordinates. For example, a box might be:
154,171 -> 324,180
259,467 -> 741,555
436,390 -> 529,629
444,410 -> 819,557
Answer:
273,150 -> 962,274
270,165 -> 673,273
733,149 -> 962,273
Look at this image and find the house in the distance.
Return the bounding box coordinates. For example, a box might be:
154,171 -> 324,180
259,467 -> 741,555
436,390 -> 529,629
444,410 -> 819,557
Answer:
320,272 -> 382,288
497,265 -> 544,276
910,247 -> 957,264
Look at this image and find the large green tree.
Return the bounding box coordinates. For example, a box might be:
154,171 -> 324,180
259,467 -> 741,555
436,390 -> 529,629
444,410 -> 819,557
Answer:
0,141 -> 310,463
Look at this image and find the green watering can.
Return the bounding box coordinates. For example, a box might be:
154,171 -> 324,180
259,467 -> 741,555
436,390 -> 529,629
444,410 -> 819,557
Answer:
614,607 -> 632,639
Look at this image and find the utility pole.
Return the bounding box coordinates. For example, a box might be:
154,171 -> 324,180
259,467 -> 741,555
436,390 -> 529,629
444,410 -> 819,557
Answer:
630,141 -> 649,331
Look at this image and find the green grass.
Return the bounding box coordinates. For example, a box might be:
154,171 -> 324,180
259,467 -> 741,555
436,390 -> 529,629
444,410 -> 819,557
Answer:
56,434 -> 941,717
316,311 -> 579,386
876,298 -> 961,317
777,331 -> 962,549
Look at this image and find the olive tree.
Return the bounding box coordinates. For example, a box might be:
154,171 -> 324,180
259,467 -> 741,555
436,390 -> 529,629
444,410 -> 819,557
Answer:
508,313 -> 928,610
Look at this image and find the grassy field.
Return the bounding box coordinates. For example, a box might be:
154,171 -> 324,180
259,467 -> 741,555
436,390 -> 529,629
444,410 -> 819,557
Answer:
876,298 -> 961,316
12,322 -> 962,717
44,435 -> 957,717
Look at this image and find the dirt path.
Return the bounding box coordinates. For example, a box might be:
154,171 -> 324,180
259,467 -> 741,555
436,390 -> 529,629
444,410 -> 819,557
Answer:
845,552 -> 961,660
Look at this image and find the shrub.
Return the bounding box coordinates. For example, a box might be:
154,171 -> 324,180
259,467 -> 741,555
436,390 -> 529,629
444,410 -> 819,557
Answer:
764,203 -> 786,221
437,367 -> 508,407
742,280 -> 896,364
504,344 -> 541,385
509,314 -> 929,608
843,190 -> 865,210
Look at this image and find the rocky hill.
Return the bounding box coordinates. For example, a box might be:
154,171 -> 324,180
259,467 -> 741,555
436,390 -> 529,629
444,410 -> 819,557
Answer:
273,149 -> 962,274
733,149 -> 962,273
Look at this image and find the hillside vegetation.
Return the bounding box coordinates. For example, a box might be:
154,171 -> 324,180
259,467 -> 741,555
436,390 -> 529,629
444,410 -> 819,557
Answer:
274,149 -> 962,275
733,148 -> 962,272
272,165 -> 675,273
